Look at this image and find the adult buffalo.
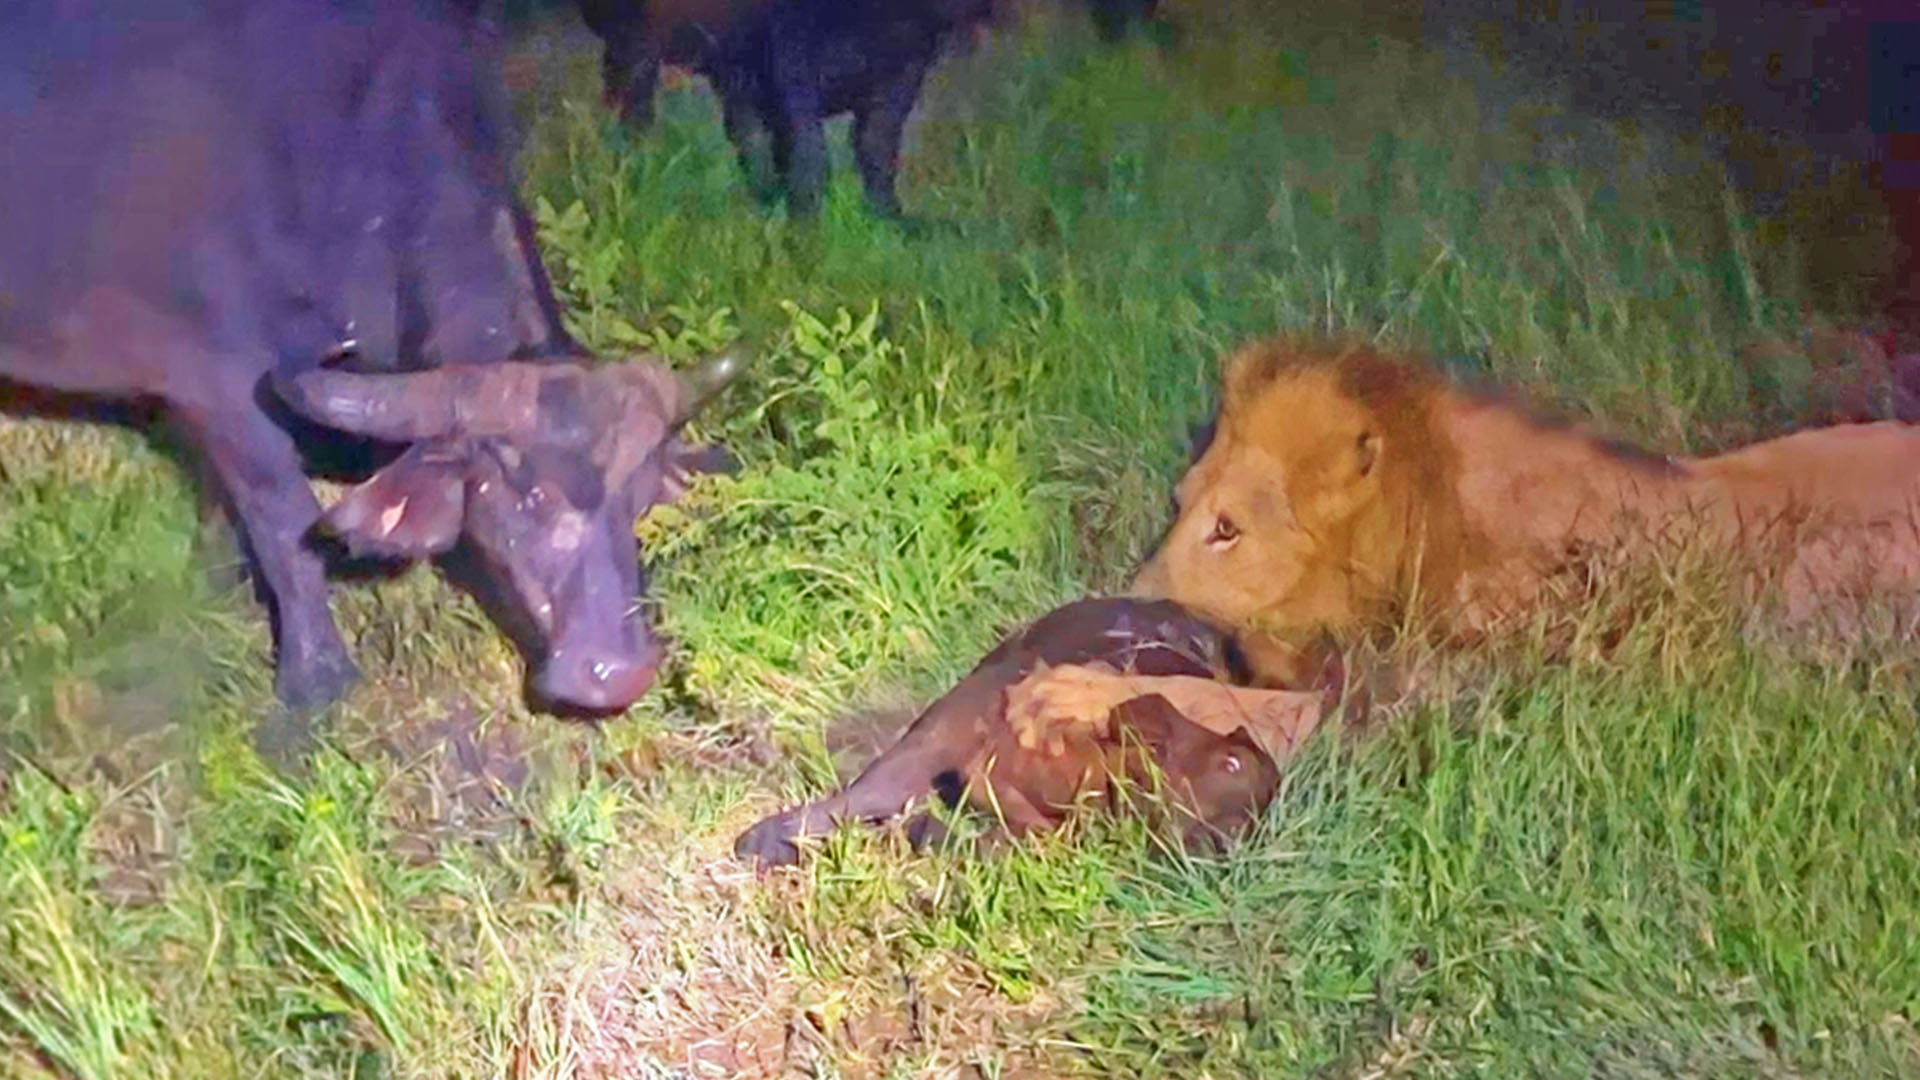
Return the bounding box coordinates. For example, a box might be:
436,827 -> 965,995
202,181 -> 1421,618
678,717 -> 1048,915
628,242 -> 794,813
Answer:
0,0 -> 744,716
575,0 -> 997,220
574,0 -> 1168,220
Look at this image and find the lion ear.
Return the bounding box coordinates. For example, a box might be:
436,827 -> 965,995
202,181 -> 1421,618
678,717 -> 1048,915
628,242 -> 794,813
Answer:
1355,430 -> 1381,478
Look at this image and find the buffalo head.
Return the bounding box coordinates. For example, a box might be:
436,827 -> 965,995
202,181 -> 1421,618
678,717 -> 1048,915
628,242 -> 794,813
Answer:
273,352 -> 744,714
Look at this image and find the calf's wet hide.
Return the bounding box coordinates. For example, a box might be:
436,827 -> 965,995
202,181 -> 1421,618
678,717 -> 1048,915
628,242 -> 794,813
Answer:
734,597 -> 1310,867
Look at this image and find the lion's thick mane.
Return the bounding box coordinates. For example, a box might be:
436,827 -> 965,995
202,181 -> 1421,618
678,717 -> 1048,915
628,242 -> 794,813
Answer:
1135,337 -> 1920,685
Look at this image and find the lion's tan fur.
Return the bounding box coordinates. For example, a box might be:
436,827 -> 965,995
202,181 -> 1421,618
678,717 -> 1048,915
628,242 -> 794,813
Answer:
1132,337 -> 1920,685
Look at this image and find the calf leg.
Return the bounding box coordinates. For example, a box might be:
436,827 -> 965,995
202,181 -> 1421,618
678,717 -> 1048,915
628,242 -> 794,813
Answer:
852,61 -> 930,221
174,385 -> 358,711
734,694 -> 995,866
974,768 -> 1067,838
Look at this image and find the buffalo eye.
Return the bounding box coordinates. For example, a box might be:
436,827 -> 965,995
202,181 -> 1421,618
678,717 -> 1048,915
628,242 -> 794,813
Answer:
1206,514 -> 1240,548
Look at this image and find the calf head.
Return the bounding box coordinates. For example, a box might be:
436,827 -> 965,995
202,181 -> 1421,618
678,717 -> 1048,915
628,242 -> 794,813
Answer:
1112,695 -> 1279,851
273,352 -> 744,714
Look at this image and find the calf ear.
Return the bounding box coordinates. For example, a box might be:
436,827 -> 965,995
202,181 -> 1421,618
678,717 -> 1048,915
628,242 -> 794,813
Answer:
320,444 -> 468,559
1220,725 -> 1266,755
1111,693 -> 1182,749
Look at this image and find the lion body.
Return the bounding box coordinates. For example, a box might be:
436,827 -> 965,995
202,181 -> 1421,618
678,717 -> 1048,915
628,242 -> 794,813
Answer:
1133,338 -> 1920,684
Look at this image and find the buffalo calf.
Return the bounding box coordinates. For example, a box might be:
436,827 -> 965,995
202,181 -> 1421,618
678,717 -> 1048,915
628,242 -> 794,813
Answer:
733,598 -> 1283,867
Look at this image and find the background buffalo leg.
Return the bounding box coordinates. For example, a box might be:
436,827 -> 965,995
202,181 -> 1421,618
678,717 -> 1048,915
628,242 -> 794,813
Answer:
770,79 -> 828,218
852,61 -> 929,221
577,0 -> 659,126
719,86 -> 778,206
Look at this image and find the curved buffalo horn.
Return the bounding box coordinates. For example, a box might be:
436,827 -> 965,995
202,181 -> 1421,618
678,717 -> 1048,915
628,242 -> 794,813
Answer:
273,367 -> 457,442
670,350 -> 747,426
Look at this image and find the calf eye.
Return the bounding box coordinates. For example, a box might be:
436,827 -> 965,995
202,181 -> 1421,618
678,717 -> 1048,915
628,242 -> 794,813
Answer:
1220,752 -> 1243,774
1206,514 -> 1240,547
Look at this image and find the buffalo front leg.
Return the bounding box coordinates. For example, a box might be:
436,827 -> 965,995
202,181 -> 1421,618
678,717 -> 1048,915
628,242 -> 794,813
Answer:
175,388 -> 358,711
851,61 -> 930,221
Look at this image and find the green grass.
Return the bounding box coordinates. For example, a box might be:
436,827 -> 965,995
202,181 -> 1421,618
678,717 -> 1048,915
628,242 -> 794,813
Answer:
4,1 -> 1917,1075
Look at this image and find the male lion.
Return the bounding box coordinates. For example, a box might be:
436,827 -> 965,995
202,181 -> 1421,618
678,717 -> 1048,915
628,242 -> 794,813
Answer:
1008,336 -> 1920,742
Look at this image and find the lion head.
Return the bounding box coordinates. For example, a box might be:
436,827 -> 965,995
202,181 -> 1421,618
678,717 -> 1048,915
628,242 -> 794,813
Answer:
1130,338 -> 1470,678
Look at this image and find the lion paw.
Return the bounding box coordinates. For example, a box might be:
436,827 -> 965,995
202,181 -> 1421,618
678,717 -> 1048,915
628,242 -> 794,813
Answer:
1004,661 -> 1131,756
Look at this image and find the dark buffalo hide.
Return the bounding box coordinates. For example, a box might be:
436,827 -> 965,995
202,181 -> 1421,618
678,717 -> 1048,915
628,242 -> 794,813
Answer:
576,0 -> 997,221
575,0 -> 1167,221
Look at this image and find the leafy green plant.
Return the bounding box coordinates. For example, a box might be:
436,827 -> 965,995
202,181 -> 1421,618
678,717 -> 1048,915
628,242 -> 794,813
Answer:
531,196 -> 651,353
645,301 -> 1058,722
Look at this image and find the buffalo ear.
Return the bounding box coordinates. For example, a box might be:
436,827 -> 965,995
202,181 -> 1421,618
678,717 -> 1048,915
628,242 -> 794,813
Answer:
321,444 -> 469,559
657,440 -> 740,502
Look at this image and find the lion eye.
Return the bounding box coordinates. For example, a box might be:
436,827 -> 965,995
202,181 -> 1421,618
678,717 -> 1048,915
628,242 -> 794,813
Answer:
1206,514 -> 1240,546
